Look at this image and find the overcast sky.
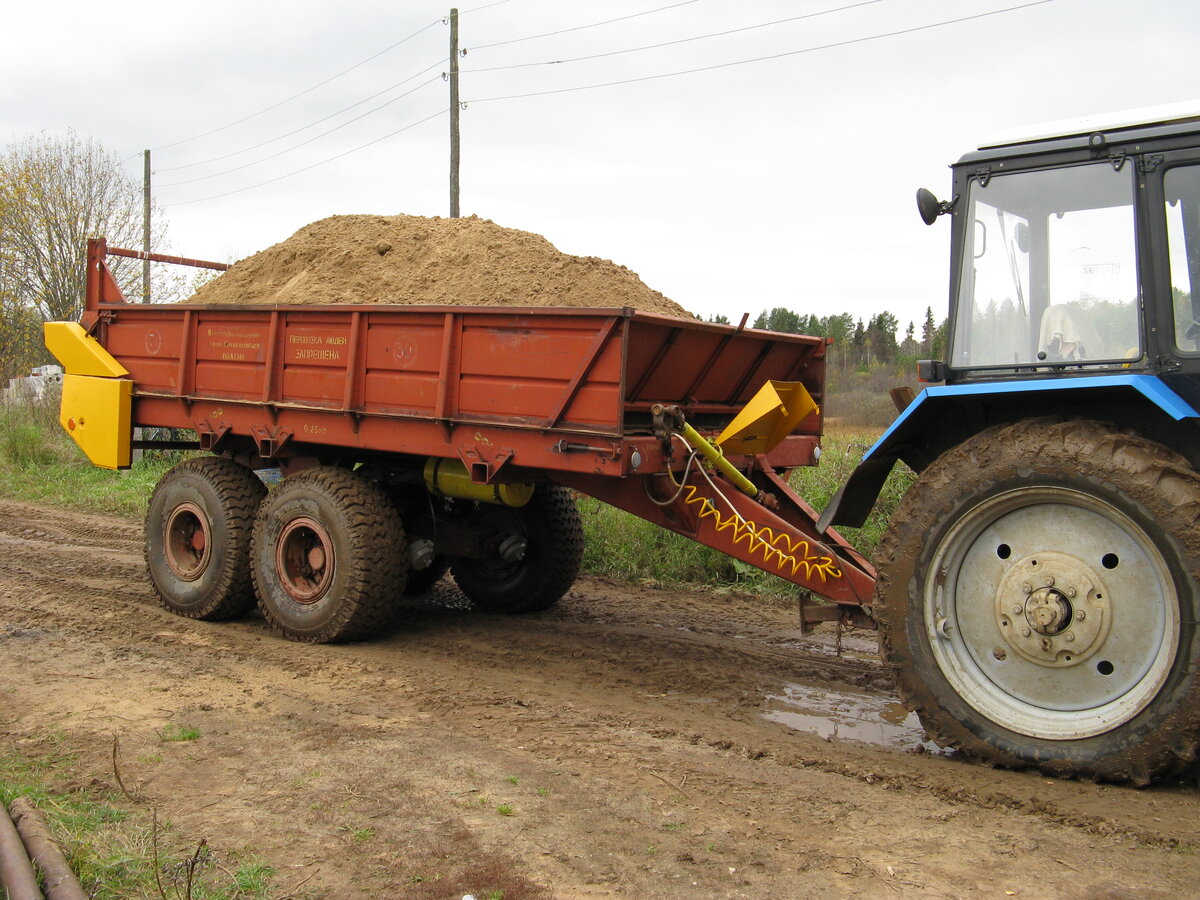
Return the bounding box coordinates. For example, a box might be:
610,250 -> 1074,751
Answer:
5,0 -> 1200,330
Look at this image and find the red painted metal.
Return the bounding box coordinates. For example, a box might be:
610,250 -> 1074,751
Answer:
105,245 -> 230,271
82,242 -> 876,606
558,469 -> 875,606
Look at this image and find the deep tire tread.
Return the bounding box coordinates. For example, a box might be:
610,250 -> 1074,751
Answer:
452,484 -> 583,614
144,456 -> 266,621
875,418 -> 1200,784
252,467 -> 407,643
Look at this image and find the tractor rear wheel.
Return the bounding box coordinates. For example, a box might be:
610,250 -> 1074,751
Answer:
145,456 -> 266,620
251,467 -> 407,643
451,485 -> 583,613
874,419 -> 1200,784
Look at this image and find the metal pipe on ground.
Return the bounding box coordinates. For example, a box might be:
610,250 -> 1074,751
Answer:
8,797 -> 87,900
0,799 -> 43,900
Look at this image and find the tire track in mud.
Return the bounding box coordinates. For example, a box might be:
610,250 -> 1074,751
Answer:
0,498 -> 1198,880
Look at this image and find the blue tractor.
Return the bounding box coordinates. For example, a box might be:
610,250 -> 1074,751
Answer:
825,105 -> 1200,784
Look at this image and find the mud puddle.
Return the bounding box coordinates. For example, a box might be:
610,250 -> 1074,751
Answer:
763,680 -> 951,754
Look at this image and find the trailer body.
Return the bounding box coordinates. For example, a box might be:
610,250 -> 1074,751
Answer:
51,240 -> 874,623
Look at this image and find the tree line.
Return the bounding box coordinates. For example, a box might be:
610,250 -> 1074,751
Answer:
708,307 -> 948,375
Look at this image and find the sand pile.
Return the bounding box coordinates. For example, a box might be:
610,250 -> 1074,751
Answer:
186,214 -> 691,318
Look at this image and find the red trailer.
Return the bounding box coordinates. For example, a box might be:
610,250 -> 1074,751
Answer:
45,239 -> 874,643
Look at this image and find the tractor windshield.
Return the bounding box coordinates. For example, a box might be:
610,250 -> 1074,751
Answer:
950,162 -> 1140,370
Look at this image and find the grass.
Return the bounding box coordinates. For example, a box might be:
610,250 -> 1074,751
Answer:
158,723 -> 201,743
0,401 -> 188,519
0,734 -> 278,900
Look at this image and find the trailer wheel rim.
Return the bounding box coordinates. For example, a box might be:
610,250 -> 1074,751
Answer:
164,501 -> 211,582
925,486 -> 1180,740
275,516 -> 334,604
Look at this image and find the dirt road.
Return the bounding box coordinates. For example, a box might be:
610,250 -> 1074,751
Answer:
0,498 -> 1197,898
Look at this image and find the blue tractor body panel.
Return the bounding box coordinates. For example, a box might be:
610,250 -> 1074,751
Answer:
820,375 -> 1200,531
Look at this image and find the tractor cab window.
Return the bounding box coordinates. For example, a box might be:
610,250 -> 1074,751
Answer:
951,162 -> 1140,370
1166,165 -> 1200,352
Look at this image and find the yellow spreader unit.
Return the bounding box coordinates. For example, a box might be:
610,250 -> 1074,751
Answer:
715,380 -> 818,456
43,322 -> 133,470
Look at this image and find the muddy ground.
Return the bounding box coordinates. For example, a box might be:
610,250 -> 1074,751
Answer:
0,498 -> 1197,899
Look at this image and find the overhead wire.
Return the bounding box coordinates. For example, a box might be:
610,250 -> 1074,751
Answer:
156,0 -> 1053,208
468,0 -> 702,51
150,16 -> 444,153
466,0 -> 1058,104
163,107 -> 449,207
461,0 -> 520,12
156,57 -> 450,174
467,0 -> 883,73
156,73 -> 445,186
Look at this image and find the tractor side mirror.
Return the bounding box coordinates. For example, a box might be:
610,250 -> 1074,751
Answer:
917,188 -> 958,226
917,188 -> 942,226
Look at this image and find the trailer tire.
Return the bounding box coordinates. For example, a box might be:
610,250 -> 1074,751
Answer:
252,467 -> 407,643
875,418 -> 1200,784
145,456 -> 266,621
452,485 -> 583,613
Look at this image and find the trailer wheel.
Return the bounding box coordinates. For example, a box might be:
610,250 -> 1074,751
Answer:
451,485 -> 583,613
145,457 -> 266,620
875,419 -> 1200,783
252,467 -> 407,643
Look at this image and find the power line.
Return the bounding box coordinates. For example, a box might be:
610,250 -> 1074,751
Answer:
468,0 -> 1057,104
163,108 -> 449,207
461,0 -> 520,12
156,60 -> 448,175
157,75 -> 444,187
467,0 -> 883,74
151,17 -> 444,153
468,0 -> 702,52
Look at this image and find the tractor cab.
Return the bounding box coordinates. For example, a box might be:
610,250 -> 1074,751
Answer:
919,102 -> 1200,386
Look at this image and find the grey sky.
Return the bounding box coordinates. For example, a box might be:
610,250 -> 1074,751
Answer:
5,0 -> 1199,331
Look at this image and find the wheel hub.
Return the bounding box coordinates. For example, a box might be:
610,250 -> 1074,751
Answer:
994,551 -> 1110,667
164,501 -> 211,582
1025,587 -> 1072,635
276,516 -> 334,604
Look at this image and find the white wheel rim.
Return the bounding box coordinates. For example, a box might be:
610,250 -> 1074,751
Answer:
925,486 -> 1180,740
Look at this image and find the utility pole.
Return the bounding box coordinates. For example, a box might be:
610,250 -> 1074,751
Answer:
142,149 -> 151,303
449,7 -> 460,218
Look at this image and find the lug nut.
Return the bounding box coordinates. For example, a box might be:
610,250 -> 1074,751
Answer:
1022,583 -> 1032,594
1022,627 -> 1031,637
1013,605 -> 1023,615
1045,576 -> 1055,587
1066,587 -> 1077,598
1075,610 -> 1086,621
1065,633 -> 1075,642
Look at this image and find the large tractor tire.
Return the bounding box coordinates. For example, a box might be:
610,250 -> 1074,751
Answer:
145,456 -> 266,621
251,467 -> 407,643
451,484 -> 583,614
874,418 -> 1200,784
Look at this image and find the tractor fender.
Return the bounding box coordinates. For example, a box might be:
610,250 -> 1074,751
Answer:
818,374 -> 1200,531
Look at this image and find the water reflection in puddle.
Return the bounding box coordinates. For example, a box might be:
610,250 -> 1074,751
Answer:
763,682 -> 951,754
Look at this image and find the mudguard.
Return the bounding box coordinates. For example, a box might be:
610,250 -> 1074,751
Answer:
818,374 -> 1200,531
